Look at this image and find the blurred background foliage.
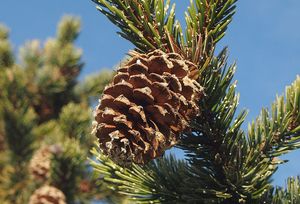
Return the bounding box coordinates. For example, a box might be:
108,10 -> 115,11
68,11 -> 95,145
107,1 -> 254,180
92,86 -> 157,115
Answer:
0,16 -> 119,204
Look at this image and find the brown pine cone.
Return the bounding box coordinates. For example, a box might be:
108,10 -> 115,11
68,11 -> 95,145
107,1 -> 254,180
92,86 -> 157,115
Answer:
29,144 -> 62,181
29,185 -> 66,204
93,50 -> 203,164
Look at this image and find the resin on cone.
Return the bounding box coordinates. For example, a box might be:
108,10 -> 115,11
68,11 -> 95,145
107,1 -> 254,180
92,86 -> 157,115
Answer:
93,50 -> 203,164
29,185 -> 66,204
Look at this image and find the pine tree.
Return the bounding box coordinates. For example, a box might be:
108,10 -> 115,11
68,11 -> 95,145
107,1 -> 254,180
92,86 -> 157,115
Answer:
0,16 -> 118,203
90,0 -> 300,203
0,1 -> 299,204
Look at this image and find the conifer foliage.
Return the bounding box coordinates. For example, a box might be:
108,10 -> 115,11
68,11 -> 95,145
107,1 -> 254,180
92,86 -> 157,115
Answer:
0,16 -> 115,203
0,1 -> 299,204
90,0 -> 300,203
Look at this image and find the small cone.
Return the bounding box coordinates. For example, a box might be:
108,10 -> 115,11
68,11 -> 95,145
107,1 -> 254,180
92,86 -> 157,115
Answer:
29,144 -> 62,181
93,50 -> 203,164
29,146 -> 52,181
29,185 -> 66,204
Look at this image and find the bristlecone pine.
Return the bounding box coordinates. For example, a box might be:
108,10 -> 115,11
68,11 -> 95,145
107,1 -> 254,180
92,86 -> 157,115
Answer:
93,50 -> 203,164
29,185 -> 66,204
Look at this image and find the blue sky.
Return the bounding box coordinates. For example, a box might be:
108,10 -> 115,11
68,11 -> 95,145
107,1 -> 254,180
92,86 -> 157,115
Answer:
1,0 -> 299,187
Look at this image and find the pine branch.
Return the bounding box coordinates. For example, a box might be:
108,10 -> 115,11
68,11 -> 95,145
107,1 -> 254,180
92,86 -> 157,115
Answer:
260,176 -> 300,204
177,48 -> 250,202
248,76 -> 300,158
50,139 -> 86,203
92,0 -> 182,54
19,40 -> 42,81
57,16 -> 81,45
178,61 -> 299,202
0,24 -> 14,68
0,68 -> 37,164
272,177 -> 300,204
91,147 -> 196,203
236,76 -> 300,201
0,165 -> 34,204
92,0 -> 237,68
25,16 -> 83,122
89,48 -> 249,203
0,68 -> 37,204
185,0 -> 237,68
59,103 -> 92,143
0,24 -> 9,39
88,1 -> 300,203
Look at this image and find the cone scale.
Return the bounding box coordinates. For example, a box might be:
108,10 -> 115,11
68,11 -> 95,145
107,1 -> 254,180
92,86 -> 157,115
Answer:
93,50 -> 203,164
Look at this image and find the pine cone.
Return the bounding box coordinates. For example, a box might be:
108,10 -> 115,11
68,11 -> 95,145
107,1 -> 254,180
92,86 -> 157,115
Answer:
93,50 -> 203,164
29,185 -> 66,204
29,144 -> 62,181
